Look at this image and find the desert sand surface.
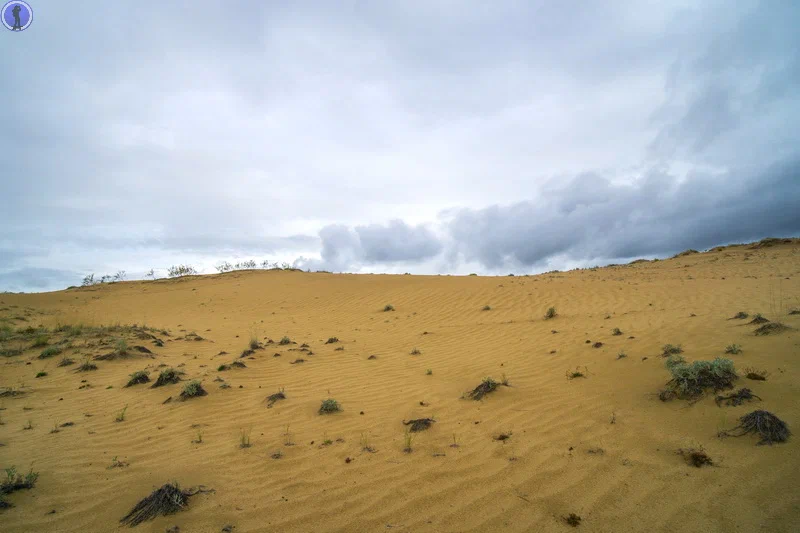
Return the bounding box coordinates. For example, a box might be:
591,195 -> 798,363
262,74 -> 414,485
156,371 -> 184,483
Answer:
1,239 -> 799,533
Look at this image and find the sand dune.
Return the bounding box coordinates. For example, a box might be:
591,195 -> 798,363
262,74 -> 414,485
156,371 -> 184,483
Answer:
1,240 -> 799,532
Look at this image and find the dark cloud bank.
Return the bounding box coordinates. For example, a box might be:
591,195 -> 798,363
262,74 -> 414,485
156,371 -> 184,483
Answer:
1,1 -> 799,292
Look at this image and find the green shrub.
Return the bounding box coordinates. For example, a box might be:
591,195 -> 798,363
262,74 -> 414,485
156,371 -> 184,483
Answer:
319,398 -> 341,414
126,370 -> 150,387
661,344 -> 683,356
31,335 -> 49,348
544,307 -> 557,320
665,357 -> 737,399
180,380 -> 206,399
38,346 -> 63,359
151,368 -> 182,387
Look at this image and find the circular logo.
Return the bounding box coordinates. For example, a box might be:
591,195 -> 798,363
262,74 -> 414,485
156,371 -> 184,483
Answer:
2,1 -> 33,32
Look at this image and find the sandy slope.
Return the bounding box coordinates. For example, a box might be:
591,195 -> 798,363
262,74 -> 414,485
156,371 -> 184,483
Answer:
1,241 -> 799,533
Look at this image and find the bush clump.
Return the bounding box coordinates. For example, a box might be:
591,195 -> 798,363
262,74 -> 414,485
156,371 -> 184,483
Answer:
544,307 -> 557,320
661,344 -> 683,356
38,346 -> 63,359
318,398 -> 341,414
0,466 -> 39,508
151,368 -> 182,387
720,410 -> 790,445
663,356 -> 737,400
126,370 -> 150,387
179,380 -> 207,400
120,482 -> 195,526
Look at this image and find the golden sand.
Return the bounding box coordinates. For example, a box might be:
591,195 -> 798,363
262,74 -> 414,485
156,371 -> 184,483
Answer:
1,240 -> 798,532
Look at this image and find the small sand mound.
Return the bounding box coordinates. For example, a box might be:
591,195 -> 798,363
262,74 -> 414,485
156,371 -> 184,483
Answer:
678,447 -> 713,467
754,322 -> 790,335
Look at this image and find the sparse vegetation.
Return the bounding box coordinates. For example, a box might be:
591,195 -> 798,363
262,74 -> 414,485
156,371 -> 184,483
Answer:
360,433 -> 377,453
720,410 -> 790,445
482,305 -> 491,311
566,366 -> 587,380
31,335 -> 49,348
466,376 -> 510,400
563,513 -> 582,527
611,327 -> 622,336
616,351 -> 627,360
754,322 -> 790,335
35,371 -> 47,378
403,417 -> 435,432
266,388 -> 286,408
115,405 -> 128,422
167,265 -> 198,278
248,336 -> 259,350
724,344 -> 742,354
410,347 -> 422,355
278,336 -> 292,345
677,447 -> 713,467
1,466 -> 39,507
77,359 -> 98,372
748,313 -> 769,325
319,398 -> 341,414
743,367 -> 768,381
38,345 -> 62,359
120,482 -> 207,526
239,428 -> 252,448
661,344 -> 683,356
126,370 -> 150,387
715,388 -> 762,407
403,428 -> 414,453
730,311 -> 749,320
383,304 -> 395,312
544,306 -> 557,320
57,357 -> 75,367
426,369 -> 433,375
325,337 -> 339,344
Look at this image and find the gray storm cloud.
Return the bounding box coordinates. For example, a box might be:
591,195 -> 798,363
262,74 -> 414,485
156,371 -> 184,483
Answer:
1,0 -> 798,291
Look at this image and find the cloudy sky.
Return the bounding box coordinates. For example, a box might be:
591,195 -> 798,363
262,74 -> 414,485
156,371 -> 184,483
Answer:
1,1 -> 799,292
